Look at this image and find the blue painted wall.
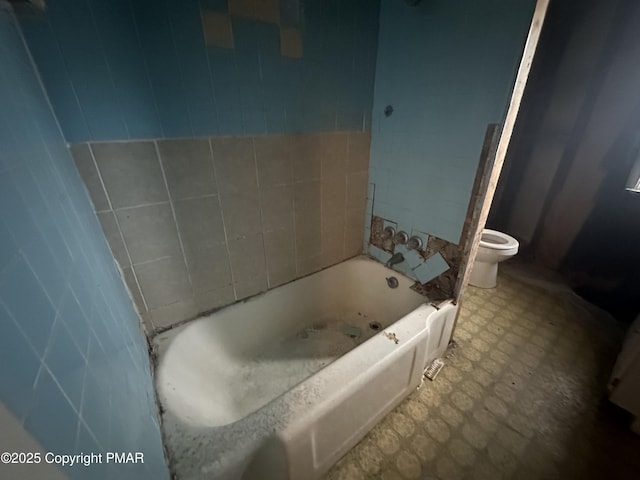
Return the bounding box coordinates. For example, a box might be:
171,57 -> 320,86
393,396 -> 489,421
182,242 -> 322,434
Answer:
0,7 -> 168,479
18,0 -> 379,142
368,0 -> 535,245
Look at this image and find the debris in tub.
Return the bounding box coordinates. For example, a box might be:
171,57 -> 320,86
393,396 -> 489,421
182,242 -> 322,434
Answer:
384,331 -> 399,344
342,325 -> 362,340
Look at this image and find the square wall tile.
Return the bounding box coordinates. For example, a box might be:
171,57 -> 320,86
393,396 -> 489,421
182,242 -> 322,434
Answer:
293,180 -> 321,231
0,304 -> 40,421
0,219 -> 17,272
148,298 -> 198,330
322,132 -> 349,179
70,143 -> 110,211
195,284 -> 235,313
296,227 -> 321,261
43,320 -> 86,411
254,135 -> 292,187
122,266 -> 146,315
173,196 -> 226,248
348,132 -> 371,173
280,27 -> 303,58
229,0 -> 279,24
22,233 -> 67,310
116,203 -> 182,264
202,11 -> 234,49
24,369 -> 78,456
211,136 -> 257,194
80,367 -> 111,445
297,254 -> 322,277
183,242 -> 232,294
345,224 -> 365,257
158,138 -> 217,200
291,134 -> 322,182
322,174 -> 347,217
135,256 -> 192,310
321,232 -> 344,268
97,211 -> 130,267
347,171 -> 369,212
413,252 -> 450,284
0,257 -> 56,356
57,291 -> 91,358
92,141 -> 168,209
322,211 -> 346,248
228,233 -> 267,299
220,189 -> 262,239
260,184 -> 294,232
264,228 -> 296,274
347,207 -> 367,236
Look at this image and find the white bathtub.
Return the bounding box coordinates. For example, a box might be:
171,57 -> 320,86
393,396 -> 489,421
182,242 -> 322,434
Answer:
154,256 -> 457,479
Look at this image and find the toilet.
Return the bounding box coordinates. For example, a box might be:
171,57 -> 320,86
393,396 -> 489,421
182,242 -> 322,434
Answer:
469,229 -> 519,288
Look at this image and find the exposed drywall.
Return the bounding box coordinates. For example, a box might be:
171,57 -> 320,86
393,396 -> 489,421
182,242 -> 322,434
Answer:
366,0 -> 536,292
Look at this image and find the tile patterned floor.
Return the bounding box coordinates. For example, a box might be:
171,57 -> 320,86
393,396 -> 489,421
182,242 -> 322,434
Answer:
324,266 -> 640,479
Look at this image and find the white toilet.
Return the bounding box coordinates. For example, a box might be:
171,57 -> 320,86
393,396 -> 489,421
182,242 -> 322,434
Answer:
469,229 -> 519,288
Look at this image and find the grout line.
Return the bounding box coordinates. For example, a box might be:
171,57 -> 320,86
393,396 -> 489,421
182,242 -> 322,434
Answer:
198,1 -> 222,134
154,141 -> 194,292
87,144 -> 149,313
69,288 -> 104,353
290,135 -> 299,277
11,6 -> 92,142
167,192 -> 220,203
130,255 -> 172,268
73,349 -> 91,452
252,136 -> 270,288
31,312 -> 59,399
166,6 -> 194,138
108,200 -> 172,212
342,133 -> 352,257
86,0 -> 130,139
319,135 -> 325,262
208,137 -> 237,301
128,1 -> 165,138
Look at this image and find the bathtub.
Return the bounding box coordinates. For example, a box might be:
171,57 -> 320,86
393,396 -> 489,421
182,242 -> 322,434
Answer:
154,256 -> 457,479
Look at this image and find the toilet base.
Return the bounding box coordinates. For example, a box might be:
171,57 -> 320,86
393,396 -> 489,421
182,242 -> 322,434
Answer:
469,260 -> 498,289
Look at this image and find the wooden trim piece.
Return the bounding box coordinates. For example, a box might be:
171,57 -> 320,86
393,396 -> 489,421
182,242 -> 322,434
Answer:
454,0 -> 550,304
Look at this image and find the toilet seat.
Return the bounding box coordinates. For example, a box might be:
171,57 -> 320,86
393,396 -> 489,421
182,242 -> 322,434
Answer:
479,229 -> 518,251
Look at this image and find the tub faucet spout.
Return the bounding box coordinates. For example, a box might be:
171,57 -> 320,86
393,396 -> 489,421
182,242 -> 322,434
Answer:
386,252 -> 405,268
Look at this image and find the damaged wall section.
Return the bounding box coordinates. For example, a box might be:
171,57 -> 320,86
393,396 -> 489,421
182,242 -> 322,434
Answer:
365,0 -> 535,298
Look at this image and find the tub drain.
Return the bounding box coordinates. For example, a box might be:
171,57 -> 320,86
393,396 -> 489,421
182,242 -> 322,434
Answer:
369,321 -> 382,331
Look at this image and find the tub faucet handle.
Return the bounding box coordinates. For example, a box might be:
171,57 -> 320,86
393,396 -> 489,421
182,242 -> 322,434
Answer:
394,231 -> 408,245
407,235 -> 423,250
383,226 -> 396,240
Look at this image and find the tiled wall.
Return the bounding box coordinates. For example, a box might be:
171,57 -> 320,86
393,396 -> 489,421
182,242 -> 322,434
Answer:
72,133 -> 370,331
0,6 -> 168,479
367,0 -> 536,247
17,0 -> 379,142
